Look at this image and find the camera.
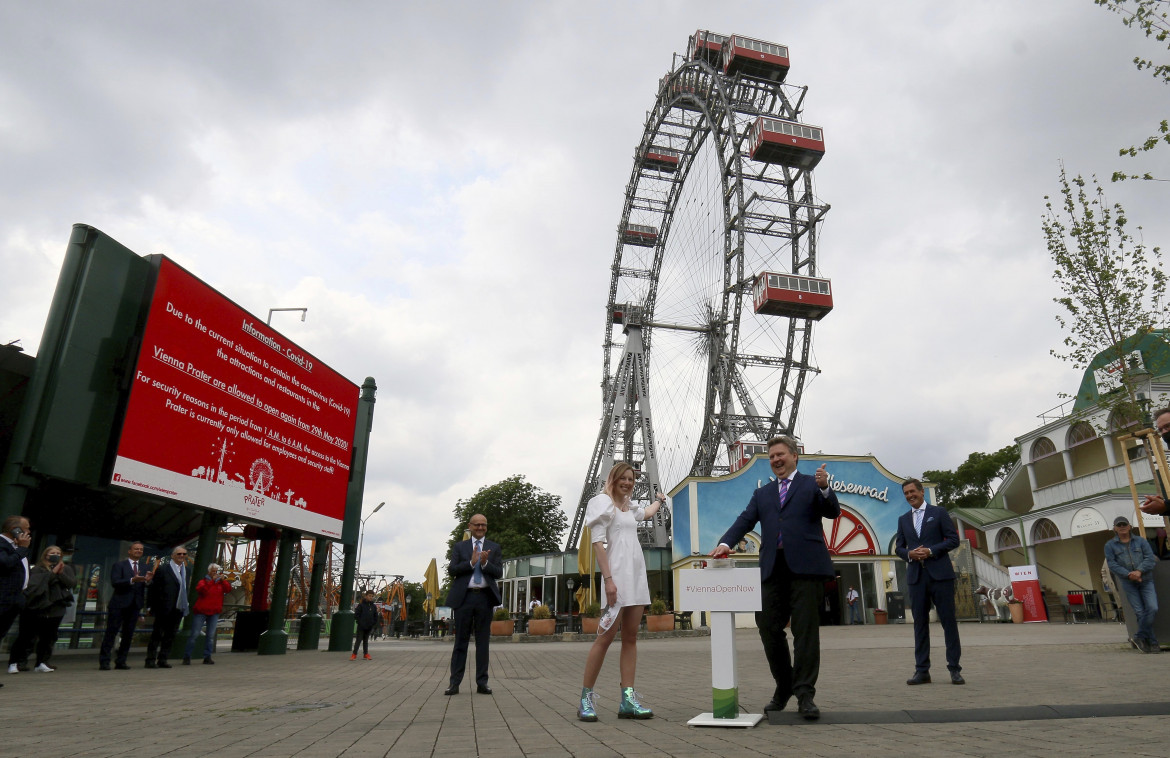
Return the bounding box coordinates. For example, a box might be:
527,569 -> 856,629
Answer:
48,555 -> 61,565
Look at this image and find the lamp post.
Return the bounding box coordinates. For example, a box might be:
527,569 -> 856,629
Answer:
356,501 -> 385,578
404,594 -> 412,638
266,307 -> 307,326
566,578 -> 576,632
425,591 -> 433,636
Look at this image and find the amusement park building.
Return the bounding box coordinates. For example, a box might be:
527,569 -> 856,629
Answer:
958,332 -> 1170,605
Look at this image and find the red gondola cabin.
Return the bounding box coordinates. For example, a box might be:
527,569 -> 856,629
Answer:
687,30 -> 728,66
729,440 -> 769,473
753,271 -> 833,321
642,146 -> 680,172
748,116 -> 825,170
622,223 -> 659,247
722,35 -> 790,82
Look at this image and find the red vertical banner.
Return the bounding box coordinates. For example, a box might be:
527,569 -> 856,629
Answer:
1009,565 -> 1048,623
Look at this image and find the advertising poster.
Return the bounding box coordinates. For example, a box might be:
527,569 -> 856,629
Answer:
111,257 -> 359,537
1008,565 -> 1048,623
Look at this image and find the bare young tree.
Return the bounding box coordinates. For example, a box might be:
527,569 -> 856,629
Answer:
1043,165 -> 1166,420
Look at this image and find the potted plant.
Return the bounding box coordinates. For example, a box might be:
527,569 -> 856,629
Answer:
1007,598 -> 1025,624
527,604 -> 555,636
490,607 -> 514,636
645,598 -> 674,632
580,602 -> 601,635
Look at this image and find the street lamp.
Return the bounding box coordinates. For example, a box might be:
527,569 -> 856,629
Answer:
566,578 -> 576,632
356,501 -> 385,577
266,307 -> 307,326
404,593 -> 412,638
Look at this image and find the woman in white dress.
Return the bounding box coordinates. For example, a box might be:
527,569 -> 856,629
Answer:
577,462 -> 667,721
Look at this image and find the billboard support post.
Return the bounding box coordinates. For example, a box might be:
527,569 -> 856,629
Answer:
258,528 -> 300,655
329,377 -> 378,652
298,538 -> 330,650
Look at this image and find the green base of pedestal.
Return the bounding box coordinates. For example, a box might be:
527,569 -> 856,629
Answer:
713,686 -> 738,718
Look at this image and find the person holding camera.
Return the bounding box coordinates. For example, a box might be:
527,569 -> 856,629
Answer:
0,516 -> 32,686
7,545 -> 76,673
183,562 -> 232,665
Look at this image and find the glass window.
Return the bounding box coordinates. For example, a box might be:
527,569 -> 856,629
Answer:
768,274 -> 779,287
812,129 -> 822,141
799,279 -> 810,292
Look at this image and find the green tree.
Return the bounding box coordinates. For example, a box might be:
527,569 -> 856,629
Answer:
1042,166 -> 1166,423
1094,0 -> 1170,181
446,475 -> 567,569
923,445 -> 1020,510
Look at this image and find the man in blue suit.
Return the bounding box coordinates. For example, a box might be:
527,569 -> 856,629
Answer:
895,478 -> 964,685
99,541 -> 154,670
444,514 -> 502,696
711,436 -> 840,720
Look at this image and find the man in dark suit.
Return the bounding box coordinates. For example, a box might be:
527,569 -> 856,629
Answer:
99,541 -> 154,670
711,436 -> 840,720
145,546 -> 191,669
0,516 -> 32,687
444,513 -> 502,696
895,478 -> 963,685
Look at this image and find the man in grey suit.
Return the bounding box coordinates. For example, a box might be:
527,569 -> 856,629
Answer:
895,478 -> 963,685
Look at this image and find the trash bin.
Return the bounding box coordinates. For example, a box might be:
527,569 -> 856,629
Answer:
873,608 -> 888,625
886,591 -> 906,623
232,610 -> 270,652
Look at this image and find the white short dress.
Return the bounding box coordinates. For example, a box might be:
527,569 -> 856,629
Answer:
586,493 -> 657,609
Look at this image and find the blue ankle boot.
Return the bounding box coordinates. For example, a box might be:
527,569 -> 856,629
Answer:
617,686 -> 653,719
577,687 -> 598,721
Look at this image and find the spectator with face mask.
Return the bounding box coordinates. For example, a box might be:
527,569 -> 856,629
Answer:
7,545 -> 75,674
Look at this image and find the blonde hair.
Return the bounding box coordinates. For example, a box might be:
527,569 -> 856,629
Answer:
603,462 -> 637,501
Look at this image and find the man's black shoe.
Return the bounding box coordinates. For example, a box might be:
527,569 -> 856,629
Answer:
764,697 -> 789,713
99,663 -> 111,671
950,671 -> 965,685
444,686 -> 459,696
115,662 -> 131,670
906,671 -> 931,685
144,660 -> 157,669
796,694 -> 820,720
157,660 -> 173,669
477,685 -> 493,695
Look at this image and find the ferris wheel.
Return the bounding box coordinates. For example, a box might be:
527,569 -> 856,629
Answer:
567,32 -> 834,550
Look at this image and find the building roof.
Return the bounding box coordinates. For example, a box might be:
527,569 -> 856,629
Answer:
950,507 -> 1017,526
1073,329 -> 1170,412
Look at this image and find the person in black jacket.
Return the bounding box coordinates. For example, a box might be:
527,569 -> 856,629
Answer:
8,546 -> 76,673
351,590 -> 379,660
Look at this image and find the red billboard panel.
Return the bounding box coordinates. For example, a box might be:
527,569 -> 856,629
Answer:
112,257 -> 359,537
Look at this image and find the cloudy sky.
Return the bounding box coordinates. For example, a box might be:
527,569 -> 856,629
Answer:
3,1 -> 1168,583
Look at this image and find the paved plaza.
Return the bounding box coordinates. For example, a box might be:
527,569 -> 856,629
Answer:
3,620 -> 1169,757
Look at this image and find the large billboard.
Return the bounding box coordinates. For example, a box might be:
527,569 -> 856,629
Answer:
111,257 -> 359,537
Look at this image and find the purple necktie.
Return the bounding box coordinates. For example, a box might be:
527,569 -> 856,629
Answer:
777,478 -> 790,549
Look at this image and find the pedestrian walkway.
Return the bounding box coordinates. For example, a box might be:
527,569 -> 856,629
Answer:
2,620 -> 1167,757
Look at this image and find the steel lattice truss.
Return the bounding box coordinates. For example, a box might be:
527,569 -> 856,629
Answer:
566,39 -> 831,551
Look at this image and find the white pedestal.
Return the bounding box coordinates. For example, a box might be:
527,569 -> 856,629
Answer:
678,569 -> 764,729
